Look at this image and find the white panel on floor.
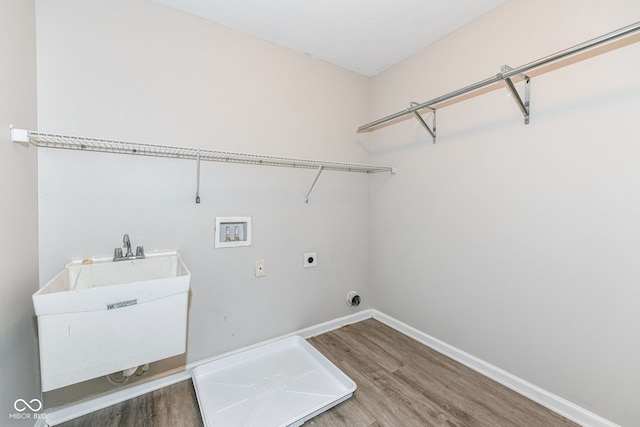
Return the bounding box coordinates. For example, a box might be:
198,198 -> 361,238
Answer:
192,336 -> 356,426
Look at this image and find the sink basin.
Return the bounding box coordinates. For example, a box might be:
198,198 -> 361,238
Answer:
33,252 -> 190,315
33,252 -> 191,391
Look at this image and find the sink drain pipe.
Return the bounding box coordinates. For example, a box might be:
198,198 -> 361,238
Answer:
106,363 -> 150,385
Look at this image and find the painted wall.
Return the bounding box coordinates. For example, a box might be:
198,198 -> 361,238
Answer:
369,0 -> 640,425
35,0 -> 372,375
0,0 -> 40,425
32,0 -> 640,424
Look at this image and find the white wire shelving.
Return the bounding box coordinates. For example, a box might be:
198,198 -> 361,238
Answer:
10,127 -> 395,203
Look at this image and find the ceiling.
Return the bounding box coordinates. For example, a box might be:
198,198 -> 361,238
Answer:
153,0 -> 507,77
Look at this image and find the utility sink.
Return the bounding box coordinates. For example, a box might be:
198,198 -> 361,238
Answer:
33,252 -> 191,391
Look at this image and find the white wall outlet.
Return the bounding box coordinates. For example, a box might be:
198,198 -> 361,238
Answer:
255,260 -> 266,277
303,252 -> 317,268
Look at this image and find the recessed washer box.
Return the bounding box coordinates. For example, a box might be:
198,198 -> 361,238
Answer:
215,216 -> 251,248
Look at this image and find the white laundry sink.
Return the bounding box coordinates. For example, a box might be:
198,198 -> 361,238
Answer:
33,252 -> 191,391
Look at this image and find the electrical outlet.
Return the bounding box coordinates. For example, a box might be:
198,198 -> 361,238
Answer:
303,252 -> 317,268
255,260 -> 266,277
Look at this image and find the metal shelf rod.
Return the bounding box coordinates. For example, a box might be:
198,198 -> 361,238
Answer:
358,21 -> 640,133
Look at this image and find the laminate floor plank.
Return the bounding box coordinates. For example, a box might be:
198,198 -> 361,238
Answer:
306,319 -> 577,427
55,318 -> 578,427
55,380 -> 203,427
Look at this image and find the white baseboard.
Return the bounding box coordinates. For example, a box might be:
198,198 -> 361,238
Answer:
371,310 -> 618,427
43,309 -> 372,426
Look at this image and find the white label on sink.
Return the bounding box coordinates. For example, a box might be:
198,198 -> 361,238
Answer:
107,299 -> 138,310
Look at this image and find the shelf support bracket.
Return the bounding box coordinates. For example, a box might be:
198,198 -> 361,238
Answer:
10,125 -> 30,143
410,102 -> 436,143
500,65 -> 530,125
195,150 -> 201,204
305,164 -> 324,203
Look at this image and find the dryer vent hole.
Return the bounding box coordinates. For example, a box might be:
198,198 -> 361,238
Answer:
346,291 -> 361,306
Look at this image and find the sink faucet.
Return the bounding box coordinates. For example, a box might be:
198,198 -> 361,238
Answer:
114,234 -> 145,261
123,234 -> 133,257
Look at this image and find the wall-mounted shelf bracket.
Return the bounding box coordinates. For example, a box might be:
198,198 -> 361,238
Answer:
195,150 -> 201,204
10,125 -> 29,143
499,65 -> 530,125
305,164 -> 324,203
410,102 -> 437,143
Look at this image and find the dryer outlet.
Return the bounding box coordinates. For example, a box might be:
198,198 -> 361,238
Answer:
304,252 -> 317,268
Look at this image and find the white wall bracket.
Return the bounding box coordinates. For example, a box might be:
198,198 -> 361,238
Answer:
500,65 -> 530,125
410,103 -> 436,143
9,125 -> 29,143
195,150 -> 201,204
305,164 -> 324,203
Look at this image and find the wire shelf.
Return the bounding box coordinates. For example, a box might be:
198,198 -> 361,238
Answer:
21,130 -> 394,174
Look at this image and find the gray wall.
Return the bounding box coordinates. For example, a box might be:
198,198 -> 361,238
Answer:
0,0 -> 40,425
369,0 -> 640,425
35,0 -> 373,367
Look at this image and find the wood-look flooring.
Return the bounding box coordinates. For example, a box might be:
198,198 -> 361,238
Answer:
55,319 -> 578,427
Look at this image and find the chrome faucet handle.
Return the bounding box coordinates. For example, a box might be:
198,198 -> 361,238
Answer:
113,247 -> 123,261
135,246 -> 145,258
